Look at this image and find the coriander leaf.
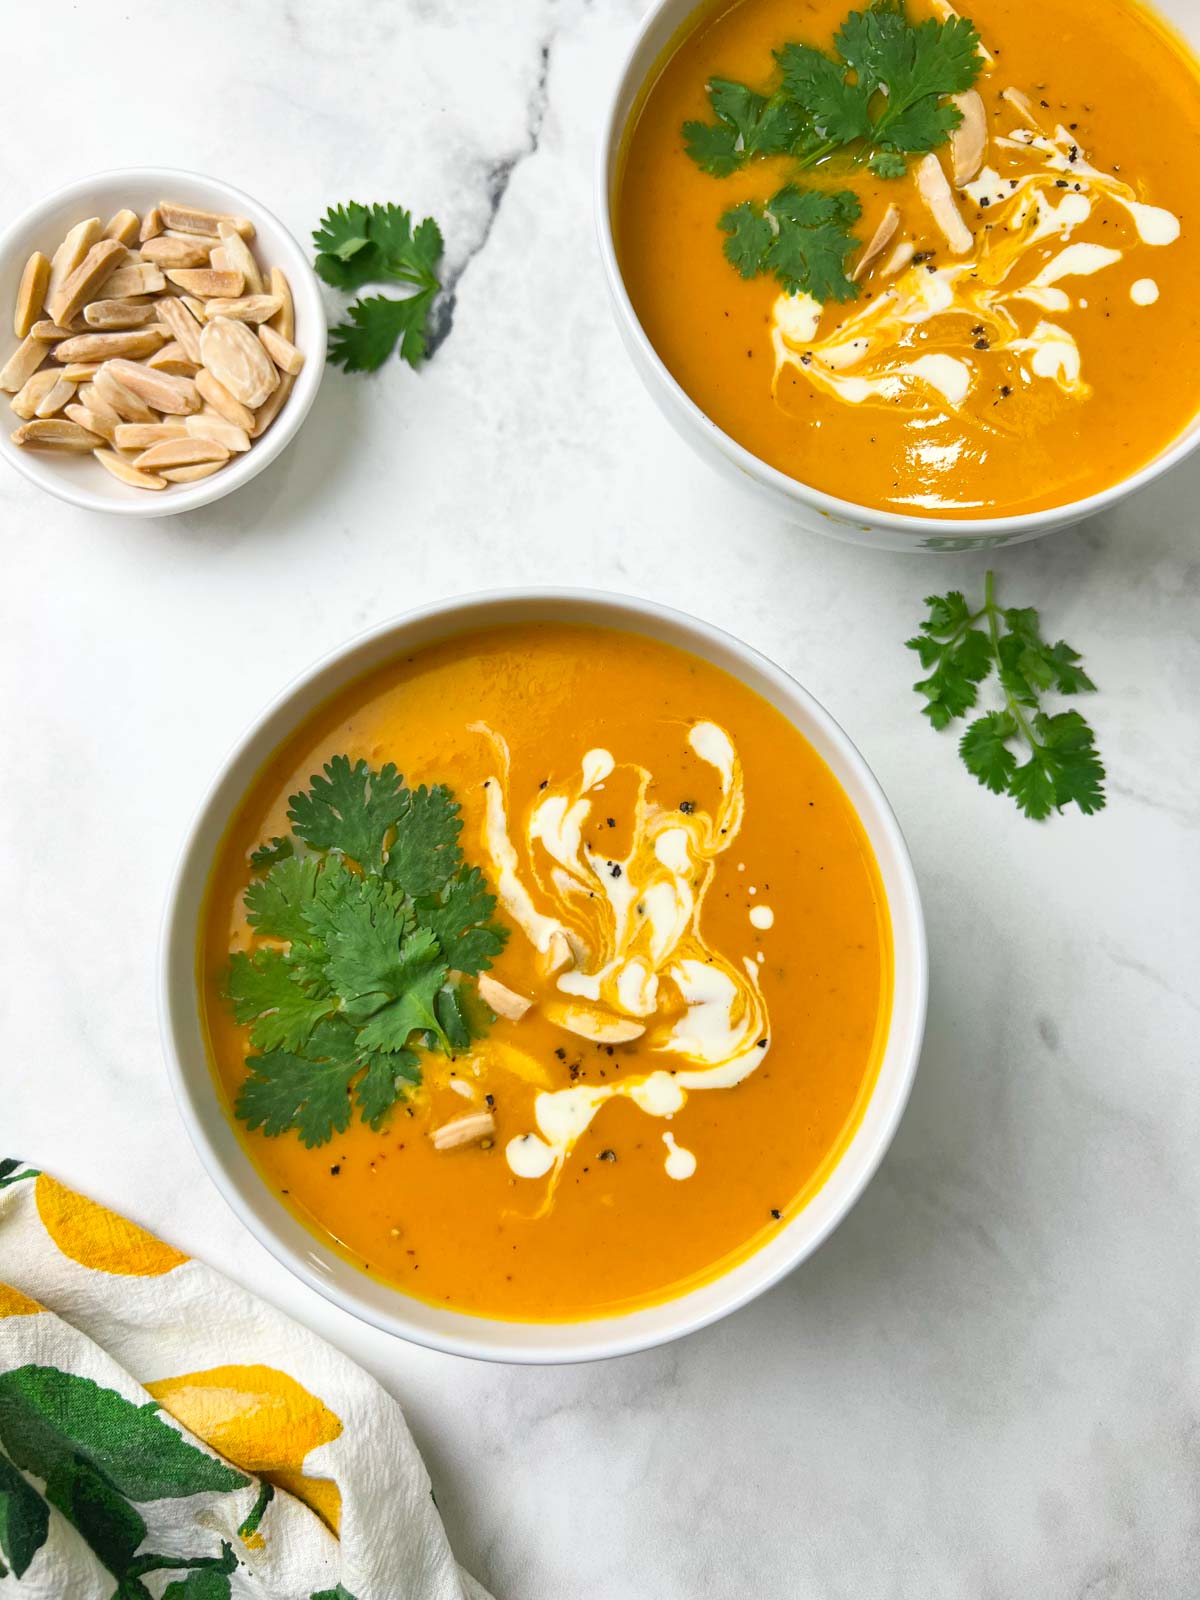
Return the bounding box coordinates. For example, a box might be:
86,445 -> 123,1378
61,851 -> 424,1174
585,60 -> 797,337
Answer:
719,201 -> 778,279
327,290 -> 438,373
836,5 -> 982,153
683,78 -> 815,175
249,836 -> 292,870
354,927 -> 448,1054
235,1048 -> 357,1148
319,874 -> 418,1023
244,855 -> 321,943
720,184 -> 861,302
354,1048 -> 421,1130
776,43 -> 870,144
869,149 -> 908,178
226,949 -> 334,1052
1036,710 -> 1106,815
418,865 -> 508,976
384,784 -> 463,897
289,757 -> 409,871
1008,749 -> 1058,821
312,202 -> 375,284
959,710 -> 1018,795
908,571 -> 1104,819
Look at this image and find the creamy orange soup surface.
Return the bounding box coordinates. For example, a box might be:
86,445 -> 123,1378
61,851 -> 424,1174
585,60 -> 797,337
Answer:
616,0 -> 1200,517
202,624 -> 892,1321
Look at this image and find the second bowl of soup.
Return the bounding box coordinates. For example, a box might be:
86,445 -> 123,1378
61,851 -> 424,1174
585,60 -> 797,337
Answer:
599,0 -> 1200,549
161,591 -> 926,1361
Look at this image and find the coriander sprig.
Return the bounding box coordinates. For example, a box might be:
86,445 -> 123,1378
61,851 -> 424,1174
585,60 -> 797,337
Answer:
684,1 -> 984,182
226,757 -> 507,1146
313,202 -> 444,372
907,572 -> 1106,820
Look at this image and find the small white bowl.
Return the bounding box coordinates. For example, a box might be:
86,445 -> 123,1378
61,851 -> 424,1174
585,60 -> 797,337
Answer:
159,590 -> 928,1363
0,168 -> 325,516
595,0 -> 1200,553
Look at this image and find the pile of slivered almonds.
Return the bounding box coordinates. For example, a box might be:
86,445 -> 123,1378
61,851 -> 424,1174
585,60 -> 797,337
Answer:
2,200 -> 304,491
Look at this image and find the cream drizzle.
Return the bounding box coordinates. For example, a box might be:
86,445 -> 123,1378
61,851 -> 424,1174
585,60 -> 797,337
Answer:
771,104 -> 1180,427
471,721 -> 769,1187
662,1131 -> 697,1181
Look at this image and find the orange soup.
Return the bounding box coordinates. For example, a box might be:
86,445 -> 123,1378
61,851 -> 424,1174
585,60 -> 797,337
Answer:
616,0 -> 1200,517
201,625 -> 891,1321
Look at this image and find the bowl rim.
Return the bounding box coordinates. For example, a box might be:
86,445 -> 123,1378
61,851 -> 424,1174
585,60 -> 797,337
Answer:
158,587 -> 928,1363
0,165 -> 325,517
592,0 -> 1200,540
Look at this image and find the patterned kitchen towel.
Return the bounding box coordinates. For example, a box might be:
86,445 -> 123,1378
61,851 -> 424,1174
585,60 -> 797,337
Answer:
0,1159 -> 492,1600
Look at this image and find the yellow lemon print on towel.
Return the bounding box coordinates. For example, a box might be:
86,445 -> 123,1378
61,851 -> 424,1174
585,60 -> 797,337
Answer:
145,1365 -> 343,1534
36,1175 -> 188,1277
0,1281 -> 42,1317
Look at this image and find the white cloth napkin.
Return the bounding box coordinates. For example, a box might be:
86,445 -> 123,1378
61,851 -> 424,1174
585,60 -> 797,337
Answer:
0,1159 -> 492,1600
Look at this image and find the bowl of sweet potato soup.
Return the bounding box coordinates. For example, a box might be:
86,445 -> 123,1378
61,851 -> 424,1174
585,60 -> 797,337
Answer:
161,592 -> 926,1362
597,0 -> 1200,550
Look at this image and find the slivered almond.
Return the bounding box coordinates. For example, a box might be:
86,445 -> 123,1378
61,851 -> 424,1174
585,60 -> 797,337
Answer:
200,316 -> 278,407
431,1111 -> 496,1151
185,411 -> 249,452
1001,86 -> 1041,128
159,201 -> 254,240
33,375 -> 76,417
267,268 -> 294,341
82,298 -> 159,330
133,437 -> 228,471
161,460 -> 228,482
14,252 -> 50,338
180,295 -> 208,322
216,222 -> 263,294
140,234 -> 213,270
165,268 -> 244,298
195,366 -> 256,430
114,422 -> 189,449
103,358 -> 200,415
852,204 -> 901,282
30,319 -> 77,341
76,383 -> 123,435
880,239 -> 916,277
147,341 -> 199,376
93,363 -> 157,423
100,264 -> 167,299
93,448 -> 167,489
542,1001 -> 645,1044
477,974 -> 532,1021
915,153 -> 973,255
65,401 -> 116,442
103,210 -> 141,246
53,329 -> 166,363
250,371 -> 293,437
258,322 -> 304,375
12,418 -> 102,451
0,335 -> 49,392
202,294 -> 282,324
209,246 -> 231,273
155,296 -> 205,363
47,238 -> 126,324
61,361 -> 102,381
949,89 -> 987,185
46,218 -> 101,310
9,369 -> 62,420
139,207 -> 163,243
537,929 -> 573,978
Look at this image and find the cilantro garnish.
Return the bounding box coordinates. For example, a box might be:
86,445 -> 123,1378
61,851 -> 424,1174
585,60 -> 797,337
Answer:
720,185 -> 862,301
313,203 -> 444,373
683,1 -> 983,298
226,757 -> 508,1146
907,572 -> 1105,819
684,1 -> 983,180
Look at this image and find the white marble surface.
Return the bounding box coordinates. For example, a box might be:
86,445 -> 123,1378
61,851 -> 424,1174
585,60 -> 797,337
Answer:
4,3 -> 1200,1596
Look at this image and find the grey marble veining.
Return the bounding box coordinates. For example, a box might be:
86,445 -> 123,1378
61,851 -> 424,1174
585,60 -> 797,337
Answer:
3,3 -> 1199,1597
